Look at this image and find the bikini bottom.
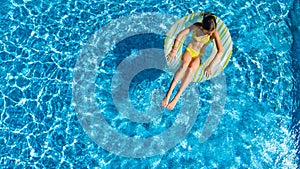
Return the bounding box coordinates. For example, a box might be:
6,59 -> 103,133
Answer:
186,47 -> 204,58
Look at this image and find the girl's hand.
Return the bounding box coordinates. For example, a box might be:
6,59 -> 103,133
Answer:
204,65 -> 212,77
167,48 -> 177,61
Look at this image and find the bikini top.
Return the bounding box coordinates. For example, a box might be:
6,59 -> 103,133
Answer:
192,30 -> 211,44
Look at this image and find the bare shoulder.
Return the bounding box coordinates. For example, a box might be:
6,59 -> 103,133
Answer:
189,22 -> 201,32
212,29 -> 220,36
211,29 -> 220,40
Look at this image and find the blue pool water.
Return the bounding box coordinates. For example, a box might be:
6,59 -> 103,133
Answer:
1,0 -> 299,168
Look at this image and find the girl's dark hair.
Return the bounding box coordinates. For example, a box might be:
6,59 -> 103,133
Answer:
202,13 -> 216,32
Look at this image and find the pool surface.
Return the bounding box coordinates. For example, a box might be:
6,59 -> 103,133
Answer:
0,0 -> 299,168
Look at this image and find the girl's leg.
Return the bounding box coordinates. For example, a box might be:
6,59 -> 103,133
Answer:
161,51 -> 192,107
167,57 -> 200,110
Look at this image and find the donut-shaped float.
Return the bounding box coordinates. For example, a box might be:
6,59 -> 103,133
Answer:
164,12 -> 233,82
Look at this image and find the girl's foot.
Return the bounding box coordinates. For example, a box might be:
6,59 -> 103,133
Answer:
161,96 -> 170,108
167,97 -> 179,110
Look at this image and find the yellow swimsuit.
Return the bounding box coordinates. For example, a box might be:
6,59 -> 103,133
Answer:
192,31 -> 211,44
186,31 -> 211,58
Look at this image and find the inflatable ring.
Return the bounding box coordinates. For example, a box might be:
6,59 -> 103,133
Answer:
164,12 -> 233,82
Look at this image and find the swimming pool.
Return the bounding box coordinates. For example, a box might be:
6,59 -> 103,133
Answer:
1,0 -> 299,168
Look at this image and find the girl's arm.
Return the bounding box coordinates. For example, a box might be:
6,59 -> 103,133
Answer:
208,30 -> 223,67
204,30 -> 223,77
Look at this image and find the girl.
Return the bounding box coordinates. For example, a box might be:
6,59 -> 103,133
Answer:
162,13 -> 223,110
